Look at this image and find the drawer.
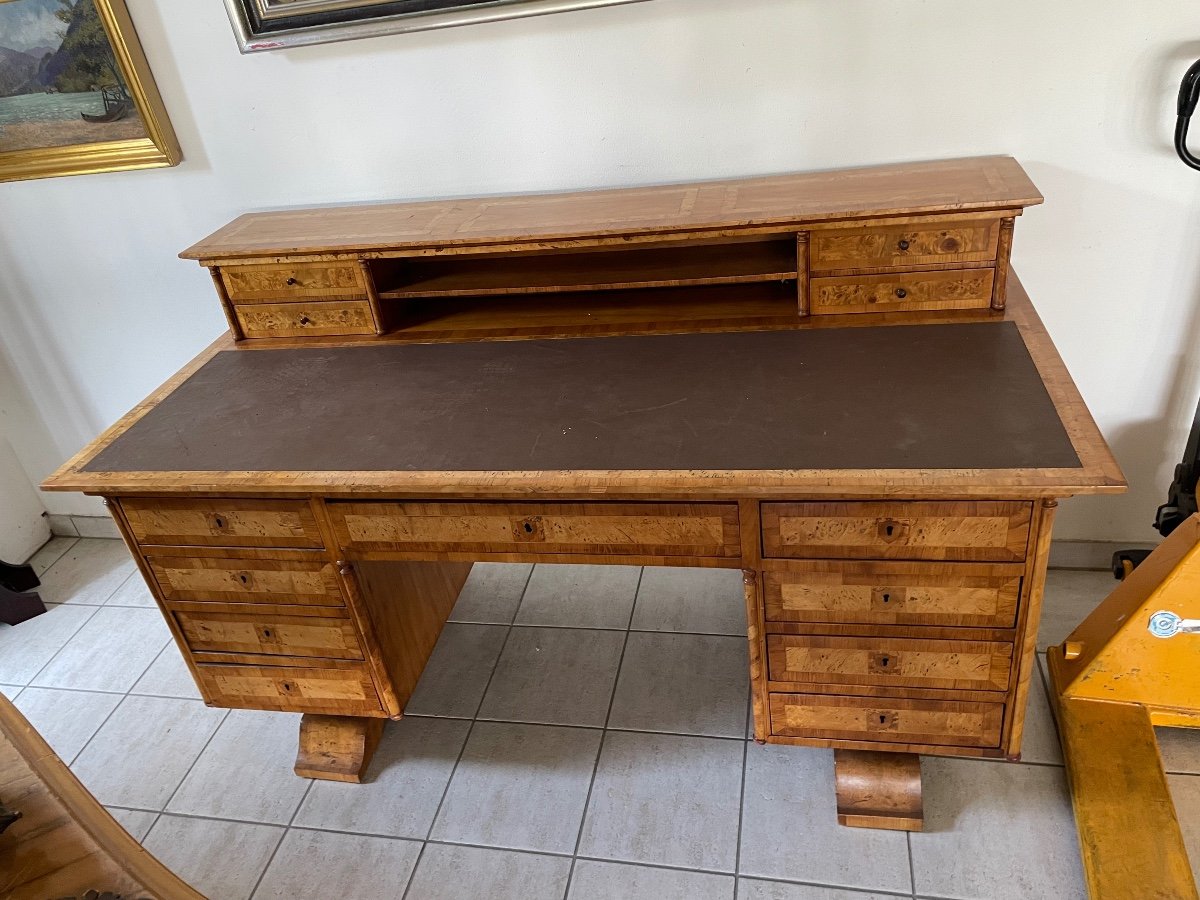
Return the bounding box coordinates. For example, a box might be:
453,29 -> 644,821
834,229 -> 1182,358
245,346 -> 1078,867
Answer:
235,300 -> 375,338
810,218 -> 1000,272
176,609 -> 363,660
766,635 -> 1013,692
810,268 -> 994,315
763,563 -> 1021,627
769,693 -> 1004,748
761,501 -> 1031,562
148,555 -> 343,606
121,498 -> 323,549
328,501 -> 741,558
222,262 -> 366,301
195,663 -> 382,715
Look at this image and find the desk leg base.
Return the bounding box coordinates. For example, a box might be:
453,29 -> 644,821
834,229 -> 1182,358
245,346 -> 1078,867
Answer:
834,749 -> 923,832
294,714 -> 384,783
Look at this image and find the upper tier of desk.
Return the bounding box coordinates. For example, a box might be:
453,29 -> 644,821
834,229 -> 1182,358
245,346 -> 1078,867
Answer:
181,156 -> 1042,260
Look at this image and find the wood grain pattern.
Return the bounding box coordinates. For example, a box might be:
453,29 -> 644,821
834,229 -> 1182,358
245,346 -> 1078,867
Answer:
834,749 -> 923,831
194,661 -> 384,716
991,217 -> 1016,310
222,261 -> 366,301
174,608 -> 363,660
0,694 -> 203,900
328,501 -> 741,558
235,300 -> 376,338
763,562 -> 1022,627
761,501 -> 1032,561
147,554 -> 344,605
181,157 -> 1040,260
294,714 -> 384,784
809,268 -> 995,315
121,497 -> 323,548
810,218 -> 1000,272
769,693 -> 1004,748
766,635 -> 1012,691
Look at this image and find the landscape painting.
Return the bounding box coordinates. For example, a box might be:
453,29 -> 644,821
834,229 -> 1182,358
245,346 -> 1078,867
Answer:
0,0 -> 146,152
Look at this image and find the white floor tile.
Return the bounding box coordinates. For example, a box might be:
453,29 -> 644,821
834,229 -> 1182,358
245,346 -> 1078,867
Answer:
105,572 -> 158,607
449,562 -> 533,624
131,643 -> 202,699
294,716 -> 470,839
569,859 -> 734,899
143,813 -> 282,900
632,567 -> 747,635
405,843 -> 571,900
253,828 -> 421,899
0,603 -> 97,685
14,687 -> 121,763
515,564 -> 641,629
32,606 -> 171,693
27,536 -> 77,575
738,880 -> 902,899
168,710 -> 311,825
71,695 -> 227,809
106,807 -> 159,842
36,538 -> 137,605
910,758 -> 1085,899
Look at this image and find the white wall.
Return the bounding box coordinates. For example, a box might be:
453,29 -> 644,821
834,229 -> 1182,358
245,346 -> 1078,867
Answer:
2,0 -> 1200,541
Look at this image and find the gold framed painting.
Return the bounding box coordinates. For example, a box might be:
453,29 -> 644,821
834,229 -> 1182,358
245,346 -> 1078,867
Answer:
0,0 -> 180,183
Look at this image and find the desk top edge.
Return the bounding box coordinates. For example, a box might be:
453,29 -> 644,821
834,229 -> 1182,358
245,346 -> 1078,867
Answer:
180,156 -> 1043,262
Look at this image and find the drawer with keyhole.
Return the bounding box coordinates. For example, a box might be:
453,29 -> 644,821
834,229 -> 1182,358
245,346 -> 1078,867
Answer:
146,554 -> 344,606
121,498 -> 324,549
194,662 -> 382,716
175,609 -> 363,660
763,561 -> 1022,627
769,693 -> 1004,748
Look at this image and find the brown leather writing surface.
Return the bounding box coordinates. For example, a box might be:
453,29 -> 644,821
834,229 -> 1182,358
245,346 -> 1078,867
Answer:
84,323 -> 1079,474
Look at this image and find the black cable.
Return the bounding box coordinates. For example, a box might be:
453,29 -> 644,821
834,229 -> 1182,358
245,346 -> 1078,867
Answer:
1176,59 -> 1200,170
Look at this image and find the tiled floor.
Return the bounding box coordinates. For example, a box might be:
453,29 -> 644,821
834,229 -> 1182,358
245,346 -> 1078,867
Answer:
3,537 -> 1199,900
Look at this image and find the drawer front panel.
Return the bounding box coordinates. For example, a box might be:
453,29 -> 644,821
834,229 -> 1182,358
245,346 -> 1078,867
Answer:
195,663 -> 382,715
810,268 -> 994,315
176,610 -> 363,660
222,262 -> 365,301
763,565 -> 1021,627
810,218 -> 1000,272
329,502 -> 741,558
769,693 -> 1004,748
235,301 -> 375,338
149,556 -> 343,606
761,501 -> 1031,562
122,499 -> 323,549
767,635 -> 1012,691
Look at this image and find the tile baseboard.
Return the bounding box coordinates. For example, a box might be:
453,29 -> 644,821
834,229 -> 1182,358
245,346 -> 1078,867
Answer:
45,514 -> 120,540
1049,539 -> 1158,571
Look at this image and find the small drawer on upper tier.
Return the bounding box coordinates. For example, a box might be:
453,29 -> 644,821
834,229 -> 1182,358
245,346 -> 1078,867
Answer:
809,268 -> 994,315
148,555 -> 343,606
194,662 -> 382,716
328,501 -> 741,558
235,300 -> 375,339
769,693 -> 1004,748
121,498 -> 324,549
222,262 -> 366,301
761,501 -> 1032,562
809,218 -> 1000,272
176,609 -> 363,660
767,634 -> 1013,692
763,562 -> 1022,628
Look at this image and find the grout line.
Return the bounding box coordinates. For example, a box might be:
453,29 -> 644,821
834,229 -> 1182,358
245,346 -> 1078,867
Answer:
247,778 -> 317,899
732,733 -> 750,896
739,874 -> 914,897
29,536 -> 78,574
564,568 -> 642,900
401,564 -> 537,900
18,604 -> 103,689
907,831 -> 918,899
159,708 -> 232,814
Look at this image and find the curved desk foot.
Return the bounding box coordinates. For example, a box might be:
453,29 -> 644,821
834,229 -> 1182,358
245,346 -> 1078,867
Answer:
834,749 -> 923,832
294,714 -> 384,783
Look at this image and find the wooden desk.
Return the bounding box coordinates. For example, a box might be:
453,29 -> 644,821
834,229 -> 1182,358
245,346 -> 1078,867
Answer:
43,157 -> 1123,831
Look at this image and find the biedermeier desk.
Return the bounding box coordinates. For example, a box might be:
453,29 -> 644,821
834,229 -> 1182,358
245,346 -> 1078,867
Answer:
43,156 -> 1124,831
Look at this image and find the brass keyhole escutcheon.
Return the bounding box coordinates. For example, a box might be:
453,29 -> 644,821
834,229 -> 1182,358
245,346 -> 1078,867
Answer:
881,593 -> 891,603
261,628 -> 272,640
880,656 -> 890,667
238,573 -> 249,585
878,519 -> 905,543
280,681 -> 293,693
879,714 -> 888,724
212,514 -> 226,530
897,239 -> 910,251
895,288 -> 907,299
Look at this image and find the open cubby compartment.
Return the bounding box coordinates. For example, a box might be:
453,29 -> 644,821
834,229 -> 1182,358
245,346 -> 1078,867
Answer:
371,234 -> 800,299
366,233 -> 803,340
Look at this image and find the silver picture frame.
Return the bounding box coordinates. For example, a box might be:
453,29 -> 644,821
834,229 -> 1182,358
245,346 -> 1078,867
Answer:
223,0 -> 652,53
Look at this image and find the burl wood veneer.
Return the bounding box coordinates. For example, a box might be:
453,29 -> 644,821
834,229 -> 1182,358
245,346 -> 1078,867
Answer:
43,157 -> 1124,831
